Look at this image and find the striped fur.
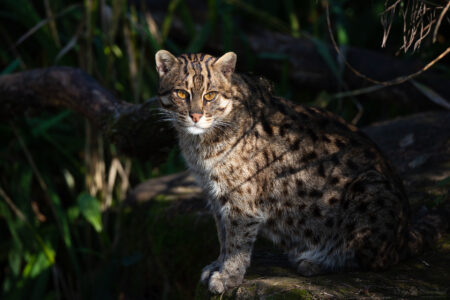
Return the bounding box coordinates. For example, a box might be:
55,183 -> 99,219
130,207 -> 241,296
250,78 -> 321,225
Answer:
155,50 -> 449,294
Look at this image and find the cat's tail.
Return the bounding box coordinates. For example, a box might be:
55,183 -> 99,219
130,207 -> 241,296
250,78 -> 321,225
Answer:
403,205 -> 450,258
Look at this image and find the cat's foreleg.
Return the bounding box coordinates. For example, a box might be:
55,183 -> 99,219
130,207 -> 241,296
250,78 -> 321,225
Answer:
201,211 -> 226,284
207,213 -> 261,294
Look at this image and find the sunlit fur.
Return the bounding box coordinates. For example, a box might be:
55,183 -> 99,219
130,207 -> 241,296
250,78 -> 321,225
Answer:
156,52 -> 235,136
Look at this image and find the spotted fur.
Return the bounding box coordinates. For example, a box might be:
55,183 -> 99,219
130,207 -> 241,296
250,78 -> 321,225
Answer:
155,50 -> 449,294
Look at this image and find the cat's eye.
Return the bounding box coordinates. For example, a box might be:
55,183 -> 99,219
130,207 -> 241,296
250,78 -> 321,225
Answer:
175,90 -> 189,99
204,91 -> 217,101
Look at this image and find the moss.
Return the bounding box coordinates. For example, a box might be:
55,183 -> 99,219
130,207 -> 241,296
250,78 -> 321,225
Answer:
285,289 -> 313,300
439,239 -> 450,251
265,288 -> 313,300
194,283 -> 242,300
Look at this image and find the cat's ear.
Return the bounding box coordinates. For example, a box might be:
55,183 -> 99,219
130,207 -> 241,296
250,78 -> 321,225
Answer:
155,50 -> 179,77
214,52 -> 237,78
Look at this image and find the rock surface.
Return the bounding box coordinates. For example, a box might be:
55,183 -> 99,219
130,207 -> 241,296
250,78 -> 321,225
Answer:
128,111 -> 450,299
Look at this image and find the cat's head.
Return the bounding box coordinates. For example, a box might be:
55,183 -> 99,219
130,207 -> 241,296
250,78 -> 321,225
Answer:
155,50 -> 237,135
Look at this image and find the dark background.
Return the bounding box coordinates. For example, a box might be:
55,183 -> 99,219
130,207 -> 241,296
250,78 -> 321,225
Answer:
0,0 -> 449,299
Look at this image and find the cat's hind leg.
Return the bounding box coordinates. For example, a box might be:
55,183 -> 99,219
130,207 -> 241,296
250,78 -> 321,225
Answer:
288,249 -> 329,276
295,259 -> 324,276
288,245 -> 358,277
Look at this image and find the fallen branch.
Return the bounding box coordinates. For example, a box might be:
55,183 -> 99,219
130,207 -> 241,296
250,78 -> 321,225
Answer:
0,67 -> 176,162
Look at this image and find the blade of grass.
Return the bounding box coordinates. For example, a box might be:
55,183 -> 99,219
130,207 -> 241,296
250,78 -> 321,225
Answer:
225,0 -> 290,33
178,0 -> 196,38
1,58 -> 21,75
10,124 -> 81,279
31,111 -> 72,137
49,192 -> 81,278
220,0 -> 234,51
141,11 -> 162,52
161,0 -> 182,43
44,0 -> 61,47
310,38 -> 340,83
40,132 -> 82,169
0,188 -> 55,265
14,4 -> 80,48
186,23 -> 213,53
0,202 -> 24,259
31,267 -> 50,300
54,19 -> 84,64
284,0 -> 300,38
186,0 -> 217,53
411,80 -> 450,110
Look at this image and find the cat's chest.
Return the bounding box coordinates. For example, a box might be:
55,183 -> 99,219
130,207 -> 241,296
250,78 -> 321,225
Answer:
180,139 -> 246,194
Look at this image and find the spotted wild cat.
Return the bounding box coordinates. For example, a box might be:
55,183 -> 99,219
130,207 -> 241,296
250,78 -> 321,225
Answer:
155,50 -> 449,294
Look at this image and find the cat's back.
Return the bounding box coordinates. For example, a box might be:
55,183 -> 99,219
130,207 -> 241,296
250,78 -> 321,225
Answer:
246,95 -> 394,177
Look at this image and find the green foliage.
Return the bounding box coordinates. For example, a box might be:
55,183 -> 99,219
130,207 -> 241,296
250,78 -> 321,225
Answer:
0,0 -> 447,299
77,193 -> 102,232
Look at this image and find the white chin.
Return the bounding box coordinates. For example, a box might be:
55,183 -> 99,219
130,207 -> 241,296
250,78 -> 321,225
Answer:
186,126 -> 207,135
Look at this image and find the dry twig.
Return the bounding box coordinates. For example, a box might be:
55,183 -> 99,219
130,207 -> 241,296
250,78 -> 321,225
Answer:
325,1 -> 450,100
381,0 -> 449,52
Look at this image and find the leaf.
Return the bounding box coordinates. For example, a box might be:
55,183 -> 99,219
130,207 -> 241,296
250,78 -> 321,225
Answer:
29,251 -> 53,278
1,58 -> 21,75
66,206 -> 80,222
8,250 -> 21,276
77,193 -> 103,232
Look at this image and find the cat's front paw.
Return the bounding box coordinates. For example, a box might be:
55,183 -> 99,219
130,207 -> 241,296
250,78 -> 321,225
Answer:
208,271 -> 225,294
200,261 -> 220,284
208,271 -> 243,294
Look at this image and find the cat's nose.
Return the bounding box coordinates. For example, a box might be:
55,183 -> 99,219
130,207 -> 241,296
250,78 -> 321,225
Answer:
190,113 -> 203,123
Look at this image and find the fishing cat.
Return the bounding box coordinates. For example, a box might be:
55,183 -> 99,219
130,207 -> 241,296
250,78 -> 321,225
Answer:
155,50 -> 448,294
